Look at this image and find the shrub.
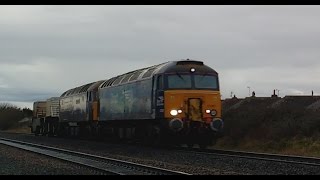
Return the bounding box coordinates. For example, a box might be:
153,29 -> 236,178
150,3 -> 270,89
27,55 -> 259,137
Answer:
0,103 -> 26,130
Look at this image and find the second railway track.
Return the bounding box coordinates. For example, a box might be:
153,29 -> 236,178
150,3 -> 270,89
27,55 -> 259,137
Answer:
176,146 -> 320,167
0,137 -> 190,175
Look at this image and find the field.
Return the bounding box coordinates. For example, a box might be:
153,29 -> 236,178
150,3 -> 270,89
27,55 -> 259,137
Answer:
216,95 -> 320,157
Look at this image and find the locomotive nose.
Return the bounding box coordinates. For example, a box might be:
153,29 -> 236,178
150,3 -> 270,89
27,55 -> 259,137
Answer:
210,118 -> 224,132
169,118 -> 184,132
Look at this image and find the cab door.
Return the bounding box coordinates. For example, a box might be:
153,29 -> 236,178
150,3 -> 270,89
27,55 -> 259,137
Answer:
87,91 -> 93,121
153,75 -> 164,119
87,91 -> 99,121
188,98 -> 203,121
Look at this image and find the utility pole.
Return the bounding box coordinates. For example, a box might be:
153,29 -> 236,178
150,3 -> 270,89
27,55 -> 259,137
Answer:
247,86 -> 251,97
230,91 -> 233,98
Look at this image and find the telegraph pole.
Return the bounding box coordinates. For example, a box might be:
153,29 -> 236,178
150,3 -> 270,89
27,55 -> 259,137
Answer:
247,86 -> 251,97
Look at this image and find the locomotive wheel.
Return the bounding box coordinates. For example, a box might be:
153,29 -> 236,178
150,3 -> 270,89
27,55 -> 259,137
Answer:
48,123 -> 54,137
57,124 -> 68,137
199,143 -> 208,149
151,126 -> 163,147
34,126 -> 40,136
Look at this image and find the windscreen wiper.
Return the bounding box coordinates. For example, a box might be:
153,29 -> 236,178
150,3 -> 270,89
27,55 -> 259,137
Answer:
176,72 -> 184,81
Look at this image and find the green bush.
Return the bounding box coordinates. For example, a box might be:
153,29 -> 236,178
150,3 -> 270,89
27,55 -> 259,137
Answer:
0,103 -> 31,130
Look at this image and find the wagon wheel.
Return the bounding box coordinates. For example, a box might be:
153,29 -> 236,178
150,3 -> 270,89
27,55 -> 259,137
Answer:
34,126 -> 40,136
187,143 -> 194,148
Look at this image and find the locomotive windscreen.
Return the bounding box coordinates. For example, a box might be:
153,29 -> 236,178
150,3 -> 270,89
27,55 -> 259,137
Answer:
194,75 -> 218,89
166,74 -> 218,90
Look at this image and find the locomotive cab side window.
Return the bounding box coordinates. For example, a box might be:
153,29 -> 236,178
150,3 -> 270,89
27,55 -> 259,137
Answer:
157,75 -> 163,90
87,92 -> 91,101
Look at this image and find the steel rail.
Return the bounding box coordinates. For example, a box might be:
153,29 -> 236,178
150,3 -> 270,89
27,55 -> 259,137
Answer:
3,131 -> 320,167
175,147 -> 320,167
0,137 -> 190,175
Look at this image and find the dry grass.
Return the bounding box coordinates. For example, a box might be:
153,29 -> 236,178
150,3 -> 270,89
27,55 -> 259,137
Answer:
214,136 -> 320,157
4,125 -> 31,134
218,96 -> 320,157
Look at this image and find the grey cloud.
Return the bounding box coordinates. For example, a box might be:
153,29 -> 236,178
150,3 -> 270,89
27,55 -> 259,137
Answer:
0,88 -> 59,102
1,5 -> 320,105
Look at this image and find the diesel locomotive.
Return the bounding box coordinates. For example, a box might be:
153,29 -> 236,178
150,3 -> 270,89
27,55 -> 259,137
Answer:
31,59 -> 223,148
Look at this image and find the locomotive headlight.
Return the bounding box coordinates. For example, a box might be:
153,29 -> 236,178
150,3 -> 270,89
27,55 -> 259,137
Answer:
177,109 -> 183,114
205,109 -> 211,114
210,110 -> 217,116
170,110 -> 178,116
190,68 -> 196,72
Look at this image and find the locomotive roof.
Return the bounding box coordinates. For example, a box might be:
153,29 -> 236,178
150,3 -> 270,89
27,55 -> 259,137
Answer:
99,59 -> 217,89
60,79 -> 107,97
87,80 -> 105,91
60,59 -> 217,96
157,60 -> 218,74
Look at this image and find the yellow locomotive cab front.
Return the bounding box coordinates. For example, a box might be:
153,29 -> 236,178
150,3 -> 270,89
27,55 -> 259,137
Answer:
164,90 -> 223,133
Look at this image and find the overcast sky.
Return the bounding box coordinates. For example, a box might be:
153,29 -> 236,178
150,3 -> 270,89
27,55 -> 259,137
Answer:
1,5 -> 320,109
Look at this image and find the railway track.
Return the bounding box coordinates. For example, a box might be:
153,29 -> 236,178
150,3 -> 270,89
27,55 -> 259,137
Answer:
3,131 -> 320,174
0,137 -> 190,175
176,147 -> 320,167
